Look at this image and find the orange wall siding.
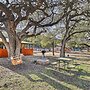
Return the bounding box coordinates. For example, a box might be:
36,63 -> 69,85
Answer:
22,48 -> 33,55
0,49 -> 8,57
0,48 -> 33,58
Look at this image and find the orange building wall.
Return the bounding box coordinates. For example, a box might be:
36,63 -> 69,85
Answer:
22,48 -> 33,55
0,48 -> 33,58
0,49 -> 8,57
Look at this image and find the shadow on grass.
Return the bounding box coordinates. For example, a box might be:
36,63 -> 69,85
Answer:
64,68 -> 90,77
0,60 -> 70,90
45,68 -> 90,90
34,72 -> 71,90
0,58 -> 90,90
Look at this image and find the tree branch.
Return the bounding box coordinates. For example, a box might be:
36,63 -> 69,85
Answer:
18,22 -> 32,39
26,30 -> 46,38
79,43 -> 90,47
66,29 -> 90,41
0,2 -> 14,21
0,27 -> 6,31
0,31 -> 9,47
38,13 -> 67,27
21,29 -> 46,40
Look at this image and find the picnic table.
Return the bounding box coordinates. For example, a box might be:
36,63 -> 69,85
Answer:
57,57 -> 72,69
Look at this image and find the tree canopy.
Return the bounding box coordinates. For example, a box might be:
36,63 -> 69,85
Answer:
0,0 -> 90,58
0,0 -> 64,57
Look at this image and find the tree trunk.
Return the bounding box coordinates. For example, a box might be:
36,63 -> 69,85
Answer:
7,21 -> 21,60
60,39 -> 66,57
4,43 -> 10,57
8,36 -> 21,59
60,15 -> 69,57
15,37 -> 21,57
8,34 -> 16,57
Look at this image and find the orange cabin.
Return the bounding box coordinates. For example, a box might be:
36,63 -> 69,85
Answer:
21,41 -> 33,55
0,49 -> 8,57
0,40 -> 33,58
0,48 -> 33,58
22,48 -> 33,55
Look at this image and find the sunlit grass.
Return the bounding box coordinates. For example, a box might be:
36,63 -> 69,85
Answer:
0,52 -> 90,90
0,66 -> 56,90
40,72 -> 83,90
77,64 -> 90,73
27,73 -> 56,90
29,74 -> 43,80
79,75 -> 90,81
44,65 -> 90,90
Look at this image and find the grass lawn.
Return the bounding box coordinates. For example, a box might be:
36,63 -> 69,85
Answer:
0,51 -> 90,90
0,66 -> 56,90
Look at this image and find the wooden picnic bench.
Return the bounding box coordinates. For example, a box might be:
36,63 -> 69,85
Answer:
51,62 -> 58,69
57,57 -> 72,69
